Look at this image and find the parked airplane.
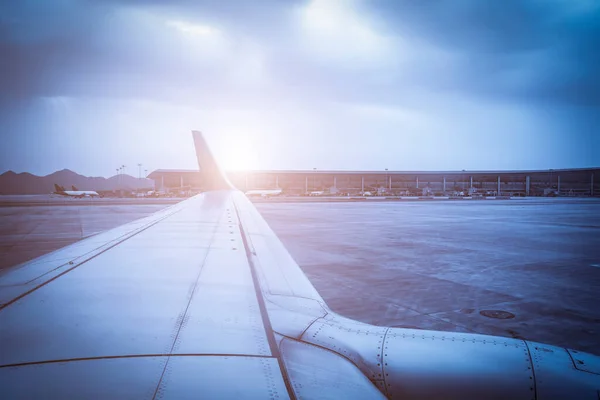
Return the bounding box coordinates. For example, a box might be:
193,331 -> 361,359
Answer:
2,131 -> 598,398
53,183 -> 100,198
245,188 -> 283,197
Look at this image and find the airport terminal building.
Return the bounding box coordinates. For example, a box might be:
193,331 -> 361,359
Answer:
148,168 -> 599,196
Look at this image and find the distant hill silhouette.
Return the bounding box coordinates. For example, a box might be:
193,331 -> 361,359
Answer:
0,169 -> 154,195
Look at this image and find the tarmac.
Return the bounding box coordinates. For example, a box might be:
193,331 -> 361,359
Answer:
0,195 -> 182,207
1,195 -> 599,354
0,197 -> 174,270
256,197 -> 600,354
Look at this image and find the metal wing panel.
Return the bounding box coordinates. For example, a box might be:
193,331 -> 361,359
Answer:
568,348 -> 600,375
265,295 -> 328,339
0,357 -> 167,399
0,356 -> 290,399
0,191 -> 273,368
233,191 -> 331,340
301,315 -> 388,383
279,338 -> 386,400
233,191 -> 324,302
0,200 -> 187,305
174,255 -> 271,356
156,356 -> 289,399
0,237 -> 210,365
173,284 -> 270,355
530,343 -> 600,399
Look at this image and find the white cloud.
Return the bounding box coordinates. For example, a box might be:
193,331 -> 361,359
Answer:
166,20 -> 219,37
164,18 -> 266,87
298,0 -> 395,68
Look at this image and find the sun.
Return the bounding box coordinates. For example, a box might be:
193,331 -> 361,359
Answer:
221,136 -> 259,171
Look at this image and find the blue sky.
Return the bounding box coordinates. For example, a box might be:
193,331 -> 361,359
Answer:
0,0 -> 598,177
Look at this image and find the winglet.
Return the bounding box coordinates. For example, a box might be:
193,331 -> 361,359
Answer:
192,130 -> 234,191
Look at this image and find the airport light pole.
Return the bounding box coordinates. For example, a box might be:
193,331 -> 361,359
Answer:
122,165 -> 126,193
385,168 -> 390,193
138,164 -> 142,180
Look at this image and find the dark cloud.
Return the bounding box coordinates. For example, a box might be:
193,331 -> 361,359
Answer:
0,0 -> 307,105
0,0 -> 108,103
365,0 -> 600,106
2,0 -> 598,108
368,1 -> 555,51
0,6 -> 597,176
0,0 -> 598,173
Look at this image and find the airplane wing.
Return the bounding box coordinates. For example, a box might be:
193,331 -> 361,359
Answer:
1,131 -> 599,399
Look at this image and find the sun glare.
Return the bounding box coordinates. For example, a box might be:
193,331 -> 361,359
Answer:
300,0 -> 389,63
220,136 -> 259,171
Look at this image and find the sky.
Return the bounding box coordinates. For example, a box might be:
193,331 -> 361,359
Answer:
0,0 -> 598,177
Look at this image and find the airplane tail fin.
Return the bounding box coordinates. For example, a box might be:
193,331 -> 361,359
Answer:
54,184 -> 64,192
192,130 -> 234,191
72,185 -> 78,191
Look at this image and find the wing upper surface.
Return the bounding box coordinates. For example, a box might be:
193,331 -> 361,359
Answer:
0,131 -> 391,399
0,191 -> 291,398
0,199 -> 189,306
233,191 -> 325,303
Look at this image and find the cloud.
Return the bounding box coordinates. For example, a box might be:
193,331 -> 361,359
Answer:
362,0 -> 600,106
298,0 -> 394,67
166,20 -> 219,37
2,0 -> 597,108
0,0 -> 598,175
0,1 -> 301,106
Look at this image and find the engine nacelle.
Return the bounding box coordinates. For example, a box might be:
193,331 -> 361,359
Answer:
300,314 -> 600,399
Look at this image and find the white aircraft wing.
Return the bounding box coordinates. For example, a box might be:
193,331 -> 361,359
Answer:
0,132 -> 598,399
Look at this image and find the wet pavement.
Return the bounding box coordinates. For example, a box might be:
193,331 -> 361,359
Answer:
0,201 -> 173,270
256,198 -> 600,354
1,196 -> 599,354
0,194 -> 182,207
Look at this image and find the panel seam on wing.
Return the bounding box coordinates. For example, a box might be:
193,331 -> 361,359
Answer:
0,354 -> 278,369
150,201 -> 226,400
